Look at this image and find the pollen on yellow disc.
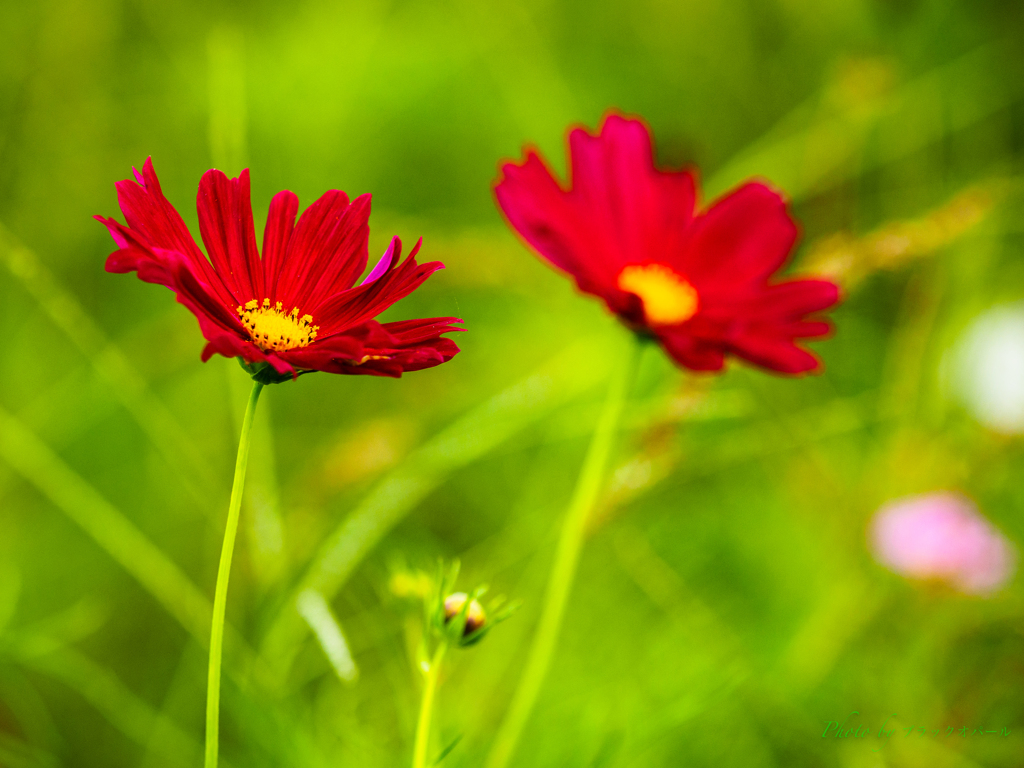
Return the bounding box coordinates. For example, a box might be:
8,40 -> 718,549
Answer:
237,298 -> 319,352
617,264 -> 699,326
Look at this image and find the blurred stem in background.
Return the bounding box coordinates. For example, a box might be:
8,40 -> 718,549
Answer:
206,380 -> 263,768
486,334 -> 642,768
412,641 -> 448,768
208,26 -> 248,175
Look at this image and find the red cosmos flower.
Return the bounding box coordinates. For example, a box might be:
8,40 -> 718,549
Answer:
97,160 -> 461,382
494,115 -> 840,374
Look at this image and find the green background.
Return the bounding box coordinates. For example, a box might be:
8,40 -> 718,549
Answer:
1,0 -> 1023,766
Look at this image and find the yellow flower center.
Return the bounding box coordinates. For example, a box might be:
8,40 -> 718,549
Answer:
616,264 -> 699,326
237,299 -> 319,352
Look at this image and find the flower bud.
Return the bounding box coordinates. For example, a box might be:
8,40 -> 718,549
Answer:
443,592 -> 486,635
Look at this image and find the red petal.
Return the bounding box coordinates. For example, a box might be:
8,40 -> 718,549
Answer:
356,338 -> 459,377
116,159 -> 204,266
277,332 -> 365,371
197,168 -> 263,303
680,182 -> 798,289
202,332 -> 269,365
361,236 -> 400,286
749,279 -> 841,317
653,275 -> 836,374
274,191 -> 372,309
201,334 -> 294,375
312,251 -> 445,337
657,330 -> 726,372
495,152 -> 610,293
104,246 -> 173,287
305,194 -> 373,300
568,115 -> 696,267
165,250 -> 247,340
379,316 -> 464,343
280,318 -> 460,377
105,159 -> 237,309
97,216 -> 176,287
774,319 -> 833,339
261,190 -> 299,295
727,335 -> 822,374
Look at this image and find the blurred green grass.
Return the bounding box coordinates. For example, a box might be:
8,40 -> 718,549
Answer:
2,1 -> 1024,766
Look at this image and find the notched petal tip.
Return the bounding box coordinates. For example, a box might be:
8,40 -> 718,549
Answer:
408,236 -> 423,261
139,157 -> 161,190
495,148 -> 563,191
94,215 -> 129,249
199,167 -> 230,188
598,111 -> 655,147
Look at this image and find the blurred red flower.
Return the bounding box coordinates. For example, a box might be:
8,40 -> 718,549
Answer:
494,115 -> 839,374
98,160 -> 461,381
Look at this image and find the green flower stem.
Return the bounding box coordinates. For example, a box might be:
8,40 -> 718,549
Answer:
205,379 -> 263,768
413,641 -> 448,768
486,334 -> 641,768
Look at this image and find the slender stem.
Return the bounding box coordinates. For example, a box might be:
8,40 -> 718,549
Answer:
205,380 -> 263,768
485,334 -> 641,768
413,641 -> 448,768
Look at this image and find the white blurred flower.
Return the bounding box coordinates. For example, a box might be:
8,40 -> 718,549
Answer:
949,304 -> 1024,433
869,492 -> 1016,595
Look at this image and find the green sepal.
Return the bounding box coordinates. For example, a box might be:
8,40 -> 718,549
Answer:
237,357 -> 303,385
631,327 -> 658,345
459,595 -> 520,647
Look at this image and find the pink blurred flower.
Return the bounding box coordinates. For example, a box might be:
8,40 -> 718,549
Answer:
870,492 -> 1016,595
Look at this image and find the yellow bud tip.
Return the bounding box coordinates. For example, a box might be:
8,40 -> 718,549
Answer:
444,592 -> 486,635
